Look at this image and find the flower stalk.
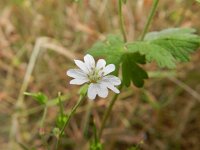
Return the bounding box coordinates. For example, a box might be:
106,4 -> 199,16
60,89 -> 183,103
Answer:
55,93 -> 86,150
140,0 -> 160,40
118,0 -> 127,42
98,83 -> 123,138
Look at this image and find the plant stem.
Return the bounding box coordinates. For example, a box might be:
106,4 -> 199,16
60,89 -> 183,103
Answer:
98,83 -> 123,138
140,0 -> 160,40
58,92 -> 64,117
83,101 -> 93,138
118,0 -> 127,42
55,94 -> 86,150
98,0 -> 127,139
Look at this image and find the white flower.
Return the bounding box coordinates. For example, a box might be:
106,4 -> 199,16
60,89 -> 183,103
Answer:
66,54 -> 121,100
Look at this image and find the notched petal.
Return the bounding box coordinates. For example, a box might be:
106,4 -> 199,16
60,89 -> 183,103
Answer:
96,59 -> 106,69
66,69 -> 87,79
103,64 -> 115,75
88,83 -> 97,100
102,75 -> 121,86
74,60 -> 89,73
106,84 -> 120,93
96,84 -> 108,98
84,54 -> 95,71
70,78 -> 89,85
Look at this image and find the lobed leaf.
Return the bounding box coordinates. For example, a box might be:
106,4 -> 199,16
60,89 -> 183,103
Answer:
144,28 -> 200,62
126,42 -> 176,68
24,92 -> 48,105
122,53 -> 148,87
87,28 -> 200,88
144,28 -> 197,41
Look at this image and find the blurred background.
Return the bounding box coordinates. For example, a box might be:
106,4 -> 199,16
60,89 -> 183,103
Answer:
0,0 -> 200,150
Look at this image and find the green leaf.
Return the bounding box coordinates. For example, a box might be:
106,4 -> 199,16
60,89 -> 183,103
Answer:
126,42 -> 176,68
88,35 -> 124,75
56,114 -> 67,129
90,142 -> 103,150
87,28 -> 200,88
126,28 -> 200,68
144,28 -> 200,62
122,53 -> 148,87
144,28 -> 197,41
89,122 -> 103,150
24,92 -> 48,105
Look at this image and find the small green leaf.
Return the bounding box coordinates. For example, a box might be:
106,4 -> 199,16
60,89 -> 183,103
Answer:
56,114 -> 67,129
89,121 -> 103,150
24,92 -> 48,105
122,53 -> 148,87
90,141 -> 103,150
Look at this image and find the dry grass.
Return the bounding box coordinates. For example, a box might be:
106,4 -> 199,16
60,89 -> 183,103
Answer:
0,0 -> 200,150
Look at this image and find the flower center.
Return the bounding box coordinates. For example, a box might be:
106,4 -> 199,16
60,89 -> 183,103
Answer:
88,67 -> 104,83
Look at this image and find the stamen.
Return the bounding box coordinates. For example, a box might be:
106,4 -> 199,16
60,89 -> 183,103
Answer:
87,67 -> 103,83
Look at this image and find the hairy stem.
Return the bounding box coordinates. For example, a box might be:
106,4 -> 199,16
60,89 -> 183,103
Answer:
83,101 -> 93,138
118,0 -> 127,42
140,0 -> 160,40
56,94 -> 86,150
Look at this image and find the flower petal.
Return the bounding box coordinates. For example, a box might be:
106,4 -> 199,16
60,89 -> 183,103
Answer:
70,78 -> 89,85
100,76 -> 121,94
66,69 -> 87,79
102,82 -> 120,94
84,54 -> 95,71
74,60 -> 89,73
96,59 -> 106,69
95,83 -> 108,98
107,85 -> 120,93
103,64 -> 115,75
88,83 -> 97,100
102,75 -> 121,86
